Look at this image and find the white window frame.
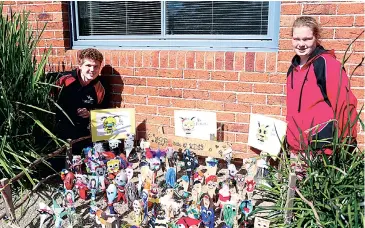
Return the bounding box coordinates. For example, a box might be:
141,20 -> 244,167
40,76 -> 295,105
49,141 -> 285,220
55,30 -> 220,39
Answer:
70,1 -> 281,51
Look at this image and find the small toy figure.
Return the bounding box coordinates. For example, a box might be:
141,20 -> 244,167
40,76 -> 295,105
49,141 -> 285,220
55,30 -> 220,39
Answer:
159,187 -> 176,221
132,199 -> 144,226
186,204 -> 200,220
52,199 -> 67,228
254,217 -> 271,228
75,174 -> 88,200
180,175 -> 190,199
239,199 -> 253,225
88,176 -> 99,201
64,190 -> 75,211
115,169 -> 128,203
108,139 -> 122,154
126,181 -> 138,208
223,203 -> 238,228
227,163 -> 238,188
191,181 -> 202,206
125,163 -> 134,183
154,209 -> 169,227
166,144 -> 178,168
148,183 -> 160,216
165,166 -> 177,188
235,171 -> 246,198
223,148 -> 233,166
246,179 -> 256,200
200,194 -> 215,228
217,182 -> 231,220
107,158 -> 120,180
205,175 -> 218,200
205,157 -> 218,177
61,169 -> 75,191
254,158 -> 269,185
83,146 -> 104,174
183,150 -> 198,184
148,157 -> 161,183
106,183 -> 117,214
124,133 -> 135,159
175,216 -> 201,228
141,189 -> 149,221
70,155 -> 83,174
95,166 -> 106,191
193,170 -> 204,183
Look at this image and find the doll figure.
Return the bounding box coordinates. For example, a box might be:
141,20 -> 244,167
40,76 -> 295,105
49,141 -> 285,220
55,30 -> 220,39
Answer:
132,199 -> 144,226
205,157 -> 218,177
148,157 -> 161,183
239,199 -> 253,224
95,166 -> 106,191
64,190 -> 75,210
107,158 -> 120,180
88,176 -> 99,201
71,155 -> 83,174
191,181 -> 202,206
75,174 -> 88,200
159,187 -> 175,221
193,170 -> 204,183
124,133 -> 135,159
223,203 -> 238,228
115,169 -> 128,203
126,181 -> 138,208
200,194 -> 215,228
83,147 -> 104,174
108,139 -> 121,155
246,179 -> 256,200
148,183 -> 160,216
180,175 -> 190,199
217,182 -> 231,220
228,163 -> 238,188
186,204 -> 200,220
205,175 -> 218,200
235,172 -> 246,198
165,166 -> 177,188
141,189 -> 149,221
183,150 -> 199,184
176,216 -> 201,228
223,148 -> 233,166
61,169 -> 75,191
106,183 -> 117,214
254,158 -> 269,185
125,163 -> 134,183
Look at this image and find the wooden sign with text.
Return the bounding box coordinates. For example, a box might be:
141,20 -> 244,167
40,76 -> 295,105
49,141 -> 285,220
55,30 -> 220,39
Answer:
146,132 -> 232,159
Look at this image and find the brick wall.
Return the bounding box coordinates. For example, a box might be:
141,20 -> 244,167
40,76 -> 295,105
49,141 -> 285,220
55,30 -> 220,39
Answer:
2,1 -> 364,158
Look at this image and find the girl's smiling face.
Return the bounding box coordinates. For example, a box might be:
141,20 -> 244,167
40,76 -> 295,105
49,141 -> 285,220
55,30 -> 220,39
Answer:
292,26 -> 317,63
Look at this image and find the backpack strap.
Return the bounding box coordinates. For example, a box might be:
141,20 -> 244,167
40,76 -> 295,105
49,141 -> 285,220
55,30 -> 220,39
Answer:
313,56 -> 332,107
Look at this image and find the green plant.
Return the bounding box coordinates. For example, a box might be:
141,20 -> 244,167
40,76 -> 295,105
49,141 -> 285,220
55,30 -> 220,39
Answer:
255,34 -> 365,227
0,5 -> 64,185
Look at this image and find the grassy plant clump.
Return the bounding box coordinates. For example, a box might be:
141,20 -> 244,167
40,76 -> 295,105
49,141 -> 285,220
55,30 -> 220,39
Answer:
0,5 -> 63,185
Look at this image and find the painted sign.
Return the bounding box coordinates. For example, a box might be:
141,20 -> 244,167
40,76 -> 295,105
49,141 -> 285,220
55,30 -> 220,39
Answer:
90,108 -> 136,142
248,114 -> 287,158
146,132 -> 231,159
174,110 -> 217,140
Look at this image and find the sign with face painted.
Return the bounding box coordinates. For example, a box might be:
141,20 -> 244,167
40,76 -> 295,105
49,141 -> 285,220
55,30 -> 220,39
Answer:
174,110 -> 217,140
248,114 -> 287,158
90,108 -> 135,142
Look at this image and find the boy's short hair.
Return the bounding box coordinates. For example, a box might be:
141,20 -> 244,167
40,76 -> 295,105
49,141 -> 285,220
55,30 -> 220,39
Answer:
77,48 -> 103,65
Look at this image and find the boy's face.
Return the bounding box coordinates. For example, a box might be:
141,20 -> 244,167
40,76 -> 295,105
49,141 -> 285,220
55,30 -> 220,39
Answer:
79,58 -> 101,83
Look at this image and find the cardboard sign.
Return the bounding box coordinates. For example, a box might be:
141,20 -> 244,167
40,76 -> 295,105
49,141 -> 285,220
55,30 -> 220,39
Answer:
174,110 -> 217,140
248,114 -> 287,158
146,132 -> 231,159
90,108 -> 136,142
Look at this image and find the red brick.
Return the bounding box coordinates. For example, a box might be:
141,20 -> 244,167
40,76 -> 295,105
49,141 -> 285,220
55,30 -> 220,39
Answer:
279,40 -> 293,50
303,4 -> 336,15
160,51 -> 169,68
236,133 -> 248,143
234,52 -> 245,71
321,40 -> 351,52
151,51 -> 159,67
266,53 -> 277,72
135,51 -> 142,68
252,105 -> 281,115
126,51 -> 135,67
225,82 -> 252,92
338,3 -> 364,15
147,78 -> 171,87
236,113 -> 250,123
245,52 -> 255,72
278,51 -> 294,62
348,65 -> 364,76
320,16 -> 354,27
255,52 -> 266,72
237,94 -> 266,104
321,28 -> 335,39
158,107 -> 175,116
183,90 -> 209,99
147,116 -> 171,125
215,52 -> 224,70
184,70 -> 210,80
118,85 -> 134,94
113,68 -> 134,76
159,88 -> 182,98
349,77 -> 364,87
335,28 -> 365,40
231,143 -> 247,153
196,51 -> 205,69
254,84 -> 283,94
123,77 -> 146,86
210,92 -> 236,102
135,68 -> 158,77
355,16 -> 364,27
37,12 -> 52,21
158,69 -> 183,78
25,5 -> 44,13
177,51 -> 186,69
123,95 -> 147,104
222,132 -> 236,142
168,51 -> 177,69
171,79 -> 197,89
142,51 -> 152,67
277,62 -> 290,73
353,88 -> 364,99
196,100 -> 224,111
269,74 -> 287,84
205,52 -> 214,70
280,15 -> 296,27
225,123 -> 249,133
198,81 -> 224,91
267,95 -> 286,105
135,87 -> 159,96
224,103 -> 251,112
281,4 -> 301,15
135,105 -> 158,114
225,52 -> 234,71
352,41 -> 365,53
118,52 -> 127,67
345,54 -> 365,65
186,51 -> 195,69
280,27 -> 292,39
171,99 -> 197,108
240,72 -> 269,82
217,112 -> 236,122
148,97 -> 171,106
211,71 -> 238,81
44,3 -> 64,12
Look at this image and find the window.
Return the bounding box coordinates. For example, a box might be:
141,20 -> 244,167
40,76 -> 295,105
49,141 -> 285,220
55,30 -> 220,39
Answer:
70,1 -> 280,51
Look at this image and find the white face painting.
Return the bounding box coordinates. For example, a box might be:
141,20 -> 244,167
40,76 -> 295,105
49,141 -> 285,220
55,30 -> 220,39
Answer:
108,139 -> 121,150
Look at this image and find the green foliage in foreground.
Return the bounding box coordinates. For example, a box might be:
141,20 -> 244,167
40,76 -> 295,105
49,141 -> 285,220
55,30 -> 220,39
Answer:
0,5 -> 64,185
